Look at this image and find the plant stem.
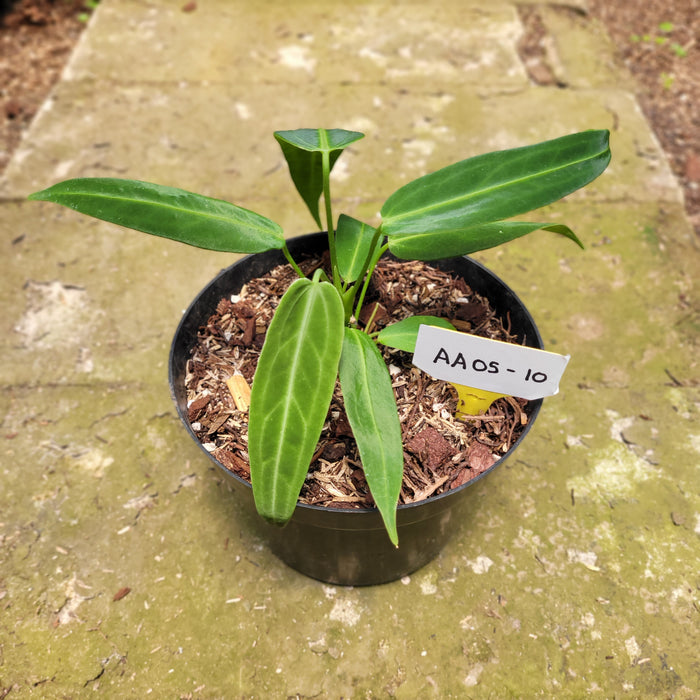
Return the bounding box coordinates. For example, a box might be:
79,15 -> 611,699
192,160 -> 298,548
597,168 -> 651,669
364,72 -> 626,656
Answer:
319,130 -> 341,293
311,267 -> 330,284
363,301 -> 380,335
342,286 -> 357,321
353,238 -> 389,322
282,243 -> 305,278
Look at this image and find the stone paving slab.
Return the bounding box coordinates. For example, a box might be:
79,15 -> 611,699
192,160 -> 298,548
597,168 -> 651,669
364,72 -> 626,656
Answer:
61,0 -> 529,87
1,0 -> 699,697
1,75 -> 680,206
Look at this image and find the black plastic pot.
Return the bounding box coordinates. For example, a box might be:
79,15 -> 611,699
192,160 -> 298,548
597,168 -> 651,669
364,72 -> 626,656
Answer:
169,232 -> 543,586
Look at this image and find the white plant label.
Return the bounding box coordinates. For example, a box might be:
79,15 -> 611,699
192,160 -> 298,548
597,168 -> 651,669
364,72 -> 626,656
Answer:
413,325 -> 570,401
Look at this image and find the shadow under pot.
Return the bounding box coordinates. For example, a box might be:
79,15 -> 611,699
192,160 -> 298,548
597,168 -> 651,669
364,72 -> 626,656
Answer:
169,232 -> 543,586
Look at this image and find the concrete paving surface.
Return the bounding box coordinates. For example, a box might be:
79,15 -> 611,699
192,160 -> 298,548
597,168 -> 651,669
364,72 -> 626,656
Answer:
1,0 -> 699,697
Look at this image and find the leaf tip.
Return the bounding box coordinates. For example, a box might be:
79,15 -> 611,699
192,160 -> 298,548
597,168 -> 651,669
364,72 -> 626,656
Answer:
261,514 -> 291,529
566,227 -> 586,250
382,514 -> 399,548
27,189 -> 48,202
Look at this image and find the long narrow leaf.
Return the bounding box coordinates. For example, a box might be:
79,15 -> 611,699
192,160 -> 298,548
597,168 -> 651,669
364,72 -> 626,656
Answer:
28,178 -> 285,253
249,279 -> 344,525
380,130 -> 610,237
388,221 -> 582,261
376,315 -> 456,353
274,129 -> 364,227
339,328 -> 404,545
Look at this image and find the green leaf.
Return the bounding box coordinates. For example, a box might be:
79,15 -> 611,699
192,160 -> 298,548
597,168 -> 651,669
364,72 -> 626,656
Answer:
380,130 -> 611,240
388,221 -> 582,261
335,214 -> 377,282
28,178 -> 284,253
376,315 -> 456,353
339,328 -> 404,545
275,128 -> 366,153
248,278 -> 344,525
274,128 -> 364,227
671,42 -> 687,57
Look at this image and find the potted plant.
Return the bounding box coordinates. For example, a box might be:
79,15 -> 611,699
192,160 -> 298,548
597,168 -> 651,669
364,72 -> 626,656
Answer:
29,127 -> 611,585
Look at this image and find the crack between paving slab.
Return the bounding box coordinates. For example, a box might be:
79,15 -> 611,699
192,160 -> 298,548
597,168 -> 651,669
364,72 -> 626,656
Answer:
21,529 -> 41,561
123,490 -> 158,514
0,196 -> 34,205
83,666 -> 104,688
1,381 -> 148,392
89,408 -> 131,428
82,652 -> 127,689
172,472 -> 197,495
664,368 -> 699,387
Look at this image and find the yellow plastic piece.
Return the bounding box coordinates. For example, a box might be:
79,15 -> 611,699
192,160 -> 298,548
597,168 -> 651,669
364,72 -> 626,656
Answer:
451,383 -> 508,417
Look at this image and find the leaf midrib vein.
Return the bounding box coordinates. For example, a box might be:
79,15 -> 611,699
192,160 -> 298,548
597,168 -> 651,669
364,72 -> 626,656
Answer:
268,288 -> 330,511
354,338 -> 389,488
56,191 -> 280,236
384,147 -> 607,223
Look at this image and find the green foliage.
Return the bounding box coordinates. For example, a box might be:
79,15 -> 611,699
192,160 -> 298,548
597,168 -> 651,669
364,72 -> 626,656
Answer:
249,278 -> 344,524
28,178 -> 285,253
376,316 -> 456,353
388,221 -> 581,260
660,72 -> 675,90
29,126 -> 611,544
339,329 -> 404,545
335,214 -> 377,282
274,129 -> 364,228
630,22 -> 688,59
77,0 -> 100,23
381,131 -> 609,238
671,44 -> 687,58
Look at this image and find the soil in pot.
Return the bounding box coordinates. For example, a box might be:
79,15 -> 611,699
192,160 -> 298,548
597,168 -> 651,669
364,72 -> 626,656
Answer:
184,251 -> 535,509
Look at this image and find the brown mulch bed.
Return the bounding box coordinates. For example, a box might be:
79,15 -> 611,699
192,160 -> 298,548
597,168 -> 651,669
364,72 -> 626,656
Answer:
518,0 -> 699,234
587,0 -> 700,233
0,0 -> 90,174
185,253 -> 531,509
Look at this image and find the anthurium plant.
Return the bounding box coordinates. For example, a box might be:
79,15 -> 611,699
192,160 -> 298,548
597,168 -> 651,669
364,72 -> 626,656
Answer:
29,128 -> 611,545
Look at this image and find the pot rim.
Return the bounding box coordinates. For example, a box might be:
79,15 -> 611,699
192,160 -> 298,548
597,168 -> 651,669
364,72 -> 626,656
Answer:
169,232 -> 543,517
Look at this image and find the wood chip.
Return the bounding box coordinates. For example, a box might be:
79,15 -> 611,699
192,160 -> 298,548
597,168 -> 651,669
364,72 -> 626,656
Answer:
226,373 -> 251,412
467,442 -> 496,471
405,426 -> 455,470
187,394 -> 210,422
213,448 -> 250,477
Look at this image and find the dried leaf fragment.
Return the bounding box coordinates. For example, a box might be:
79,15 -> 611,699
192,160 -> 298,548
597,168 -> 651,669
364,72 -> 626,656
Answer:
113,586 -> 131,602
